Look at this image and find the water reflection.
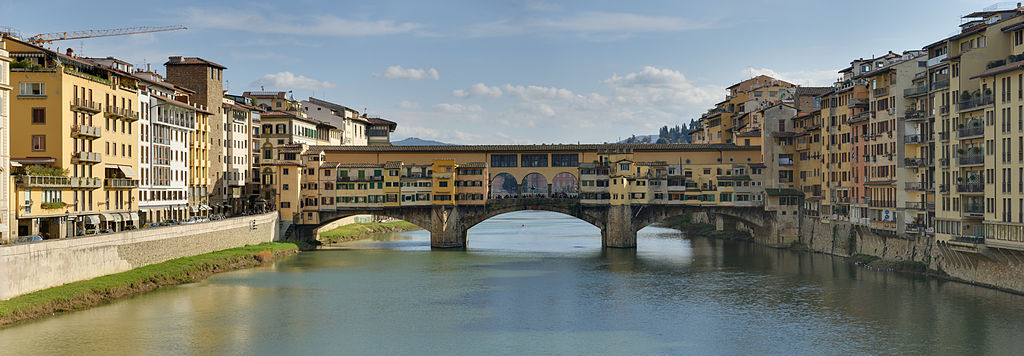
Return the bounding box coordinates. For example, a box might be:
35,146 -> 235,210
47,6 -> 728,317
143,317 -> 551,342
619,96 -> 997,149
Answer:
2,211 -> 1023,355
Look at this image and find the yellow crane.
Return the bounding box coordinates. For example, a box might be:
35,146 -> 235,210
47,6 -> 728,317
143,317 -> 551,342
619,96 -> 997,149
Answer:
27,25 -> 188,45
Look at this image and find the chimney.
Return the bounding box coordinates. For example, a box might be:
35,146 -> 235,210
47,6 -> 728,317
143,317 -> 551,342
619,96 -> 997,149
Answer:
66,48 -> 73,57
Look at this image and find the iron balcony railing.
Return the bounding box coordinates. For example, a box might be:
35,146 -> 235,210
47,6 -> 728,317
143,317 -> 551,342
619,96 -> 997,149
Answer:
906,201 -> 935,210
904,158 -> 927,167
905,134 -> 925,144
952,236 -> 985,244
904,85 -> 928,97
958,96 -> 995,112
931,78 -> 949,91
70,98 -> 102,113
104,178 -> 139,188
963,204 -> 985,215
905,182 -> 927,191
904,109 -> 927,121
873,87 -> 889,96
958,124 -> 985,139
957,182 -> 984,193
959,153 -> 985,166
869,200 -> 895,208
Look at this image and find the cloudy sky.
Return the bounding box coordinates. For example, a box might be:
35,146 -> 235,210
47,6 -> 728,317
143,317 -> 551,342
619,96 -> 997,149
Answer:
2,0 -> 997,144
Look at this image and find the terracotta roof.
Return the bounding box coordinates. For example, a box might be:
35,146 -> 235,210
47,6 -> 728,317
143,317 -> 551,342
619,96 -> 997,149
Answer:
334,163 -> 385,168
306,143 -> 760,154
795,86 -> 833,97
737,130 -> 761,138
772,131 -> 798,138
458,162 -> 487,168
164,56 -> 226,69
367,117 -> 397,129
970,60 -> 1024,79
765,188 -> 803,196
384,161 -> 402,169
320,162 -> 340,169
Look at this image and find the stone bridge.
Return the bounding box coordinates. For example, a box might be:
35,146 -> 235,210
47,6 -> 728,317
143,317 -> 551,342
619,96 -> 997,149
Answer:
292,198 -> 797,249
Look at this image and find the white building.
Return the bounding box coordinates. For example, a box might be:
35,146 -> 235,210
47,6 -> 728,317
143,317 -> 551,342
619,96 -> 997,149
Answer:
0,40 -> 11,242
301,97 -> 368,146
216,99 -> 252,214
133,70 -> 197,223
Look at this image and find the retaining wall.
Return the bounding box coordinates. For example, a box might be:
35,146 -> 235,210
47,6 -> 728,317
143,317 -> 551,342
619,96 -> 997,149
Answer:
0,212 -> 279,300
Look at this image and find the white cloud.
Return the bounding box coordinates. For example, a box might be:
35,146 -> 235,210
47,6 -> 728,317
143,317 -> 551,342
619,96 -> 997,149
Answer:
452,83 -> 503,98
434,103 -> 483,113
467,12 -> 712,39
604,66 -> 723,105
183,7 -> 422,36
742,67 -> 838,87
399,101 -> 420,109
373,65 -> 440,81
249,72 -> 336,91
502,84 -> 575,101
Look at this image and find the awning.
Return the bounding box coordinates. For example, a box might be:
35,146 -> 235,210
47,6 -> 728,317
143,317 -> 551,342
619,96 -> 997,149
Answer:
12,157 -> 56,165
190,206 -> 199,213
128,212 -> 139,222
119,213 -> 131,222
119,166 -> 138,179
200,205 -> 210,211
99,213 -> 115,221
110,214 -> 123,223
82,215 -> 100,225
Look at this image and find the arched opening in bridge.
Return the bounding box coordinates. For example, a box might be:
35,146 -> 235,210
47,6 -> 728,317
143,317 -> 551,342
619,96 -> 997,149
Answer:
313,214 -> 427,244
551,172 -> 578,196
520,173 -> 548,197
490,173 -> 519,198
467,210 -> 601,250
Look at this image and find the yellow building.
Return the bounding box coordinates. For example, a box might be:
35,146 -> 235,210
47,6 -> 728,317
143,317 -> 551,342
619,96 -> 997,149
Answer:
4,36 -> 139,238
0,37 -> 11,242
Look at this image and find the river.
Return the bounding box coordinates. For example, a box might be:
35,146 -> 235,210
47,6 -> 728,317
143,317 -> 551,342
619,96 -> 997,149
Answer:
2,211 -> 1024,355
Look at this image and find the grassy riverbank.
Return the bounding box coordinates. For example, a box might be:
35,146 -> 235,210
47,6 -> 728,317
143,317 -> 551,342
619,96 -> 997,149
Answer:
0,242 -> 303,328
319,221 -> 420,244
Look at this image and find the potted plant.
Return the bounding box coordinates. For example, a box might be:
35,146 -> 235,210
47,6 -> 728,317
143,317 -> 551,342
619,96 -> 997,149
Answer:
957,148 -> 966,155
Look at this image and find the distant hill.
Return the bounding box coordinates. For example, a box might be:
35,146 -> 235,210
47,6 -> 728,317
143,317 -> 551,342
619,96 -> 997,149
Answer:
617,134 -> 659,144
392,137 -> 453,146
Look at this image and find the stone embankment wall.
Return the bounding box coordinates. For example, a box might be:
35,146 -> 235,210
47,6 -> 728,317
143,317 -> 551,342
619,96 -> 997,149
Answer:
0,212 -> 279,300
798,216 -> 1024,294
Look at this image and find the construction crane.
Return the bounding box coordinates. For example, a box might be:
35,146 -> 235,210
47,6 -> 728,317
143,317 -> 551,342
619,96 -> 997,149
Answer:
27,25 -> 188,45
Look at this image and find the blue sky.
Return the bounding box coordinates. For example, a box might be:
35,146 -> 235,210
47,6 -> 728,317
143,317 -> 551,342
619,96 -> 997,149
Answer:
2,0 -> 998,144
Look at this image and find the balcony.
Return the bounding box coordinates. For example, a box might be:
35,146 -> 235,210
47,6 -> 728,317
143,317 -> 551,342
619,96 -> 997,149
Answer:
904,158 -> 927,168
957,182 -> 984,193
70,98 -> 102,114
906,182 -> 927,191
105,106 -> 140,121
73,151 -> 102,164
905,134 -> 925,144
906,223 -> 931,235
869,200 -> 895,208
958,153 -> 984,166
873,87 -> 889,96
779,158 -> 794,166
904,85 -> 928,97
70,124 -> 101,139
930,78 -> 949,91
958,96 -> 994,112
939,105 -> 950,115
939,184 -> 950,193
15,175 -> 102,189
963,203 -> 985,216
939,131 -> 950,141
904,109 -> 927,121
952,236 -> 985,245
940,158 -> 950,167
906,201 -> 935,210
958,124 -> 985,139
104,178 -> 139,189
848,98 -> 869,109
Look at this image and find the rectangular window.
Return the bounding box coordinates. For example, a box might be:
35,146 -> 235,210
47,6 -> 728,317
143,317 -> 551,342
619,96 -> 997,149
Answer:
27,109 -> 48,129
19,82 -> 45,96
32,135 -> 45,151
551,154 -> 579,167
521,154 -> 548,167
491,154 -> 517,167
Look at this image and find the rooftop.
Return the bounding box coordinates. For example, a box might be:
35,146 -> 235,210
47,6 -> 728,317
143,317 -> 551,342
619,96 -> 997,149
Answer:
307,143 -> 760,154
164,56 -> 226,69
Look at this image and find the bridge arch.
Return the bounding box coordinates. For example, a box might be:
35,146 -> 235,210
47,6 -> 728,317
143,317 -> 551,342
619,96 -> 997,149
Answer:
551,172 -> 578,195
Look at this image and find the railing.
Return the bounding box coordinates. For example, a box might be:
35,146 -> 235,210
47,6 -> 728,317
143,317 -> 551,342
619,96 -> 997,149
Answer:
905,134 -> 924,144
927,54 -> 948,67
869,200 -> 895,208
958,96 -> 995,112
959,153 -> 984,166
15,175 -> 102,189
957,182 -> 984,193
70,98 -> 102,113
834,196 -> 851,204
904,85 -> 928,97
906,182 -> 926,191
939,131 -> 950,141
104,178 -> 139,188
906,202 -> 935,210
71,124 -> 101,139
105,106 -> 140,121
904,109 -> 927,121
931,78 -> 949,90
873,87 -> 889,96
848,98 -> 869,108
939,184 -> 950,193
964,204 -> 985,215
951,236 -> 985,244
73,151 -> 102,163
940,158 -> 950,167
940,105 -> 950,115
904,158 -> 927,167
906,223 -> 930,235
958,124 -> 985,139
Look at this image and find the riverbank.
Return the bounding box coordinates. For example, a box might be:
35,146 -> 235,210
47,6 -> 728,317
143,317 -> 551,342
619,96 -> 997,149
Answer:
0,242 -> 304,327
319,221 -> 420,244
664,213 -> 1024,295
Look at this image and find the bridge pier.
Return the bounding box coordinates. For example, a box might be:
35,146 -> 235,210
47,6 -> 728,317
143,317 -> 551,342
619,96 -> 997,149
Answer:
430,227 -> 468,249
602,205 -> 637,248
